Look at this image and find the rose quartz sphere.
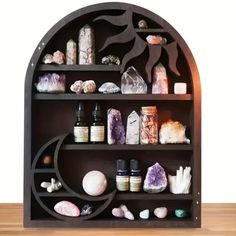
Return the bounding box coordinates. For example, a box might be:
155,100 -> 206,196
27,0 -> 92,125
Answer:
82,170 -> 107,196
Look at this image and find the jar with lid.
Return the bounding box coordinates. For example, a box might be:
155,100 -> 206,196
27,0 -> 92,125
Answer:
140,106 -> 158,144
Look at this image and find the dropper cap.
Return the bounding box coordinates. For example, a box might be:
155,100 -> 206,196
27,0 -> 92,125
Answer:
92,103 -> 102,117
77,102 -> 85,117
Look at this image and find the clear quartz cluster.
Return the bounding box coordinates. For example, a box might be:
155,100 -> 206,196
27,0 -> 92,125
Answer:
121,67 -> 147,94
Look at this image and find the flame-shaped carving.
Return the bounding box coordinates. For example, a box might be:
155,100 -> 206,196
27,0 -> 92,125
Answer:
94,11 -> 180,83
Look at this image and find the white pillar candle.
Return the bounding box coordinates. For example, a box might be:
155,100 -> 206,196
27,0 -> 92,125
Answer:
174,83 -> 187,94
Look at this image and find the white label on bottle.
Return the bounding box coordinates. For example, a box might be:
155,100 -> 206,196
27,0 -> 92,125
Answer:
74,126 -> 88,143
90,126 -> 105,142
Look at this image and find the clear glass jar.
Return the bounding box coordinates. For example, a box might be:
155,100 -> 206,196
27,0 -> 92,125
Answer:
140,106 -> 158,144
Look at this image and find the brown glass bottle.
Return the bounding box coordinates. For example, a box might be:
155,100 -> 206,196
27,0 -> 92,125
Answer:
90,103 -> 105,143
74,103 -> 89,143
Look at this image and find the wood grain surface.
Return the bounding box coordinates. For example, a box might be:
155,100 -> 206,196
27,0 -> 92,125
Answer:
0,204 -> 235,235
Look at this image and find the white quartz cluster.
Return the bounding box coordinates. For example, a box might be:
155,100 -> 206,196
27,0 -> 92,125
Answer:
168,166 -> 192,194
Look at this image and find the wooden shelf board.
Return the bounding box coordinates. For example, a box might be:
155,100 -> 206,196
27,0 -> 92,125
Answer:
38,64 -> 121,71
34,93 -> 192,101
34,168 -> 55,173
135,28 -> 165,33
61,144 -> 192,151
115,192 -> 193,200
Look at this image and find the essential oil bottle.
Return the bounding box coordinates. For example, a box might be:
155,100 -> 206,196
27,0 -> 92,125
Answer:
74,103 -> 89,143
90,103 -> 105,143
130,159 -> 142,192
116,159 -> 129,191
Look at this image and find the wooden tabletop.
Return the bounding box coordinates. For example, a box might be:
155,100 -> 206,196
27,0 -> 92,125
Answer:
0,204 -> 236,236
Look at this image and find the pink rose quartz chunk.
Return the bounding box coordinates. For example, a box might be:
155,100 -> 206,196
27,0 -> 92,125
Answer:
54,201 -> 80,217
53,50 -> 65,64
146,35 -> 167,45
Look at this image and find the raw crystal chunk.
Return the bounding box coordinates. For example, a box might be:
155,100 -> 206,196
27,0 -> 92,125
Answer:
168,166 -> 191,194
121,67 -> 147,94
159,120 -> 190,144
81,204 -> 93,216
83,80 -> 96,93
98,82 -> 120,94
52,50 -> 65,64
101,55 -> 120,65
42,54 -> 54,64
78,24 -> 95,64
143,162 -> 167,193
35,73 -> 66,93
138,19 -> 148,29
54,201 -> 80,217
66,39 -> 77,64
175,209 -> 187,218
146,35 -> 167,45
126,111 -> 139,144
107,108 -> 125,144
70,80 -> 84,94
152,63 -> 168,94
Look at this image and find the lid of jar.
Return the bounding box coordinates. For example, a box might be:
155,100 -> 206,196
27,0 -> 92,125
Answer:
141,106 -> 157,114
130,159 -> 139,170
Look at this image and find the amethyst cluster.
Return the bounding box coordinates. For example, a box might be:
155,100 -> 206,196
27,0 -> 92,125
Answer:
143,162 -> 167,193
35,73 -> 66,93
107,108 -> 126,144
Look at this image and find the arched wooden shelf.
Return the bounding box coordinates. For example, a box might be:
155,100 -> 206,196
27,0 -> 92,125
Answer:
24,2 -> 201,228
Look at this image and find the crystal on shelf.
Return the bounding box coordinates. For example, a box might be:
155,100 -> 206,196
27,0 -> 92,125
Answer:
52,50 -> 65,64
126,111 -> 139,144
35,73 -> 66,93
107,108 -> 126,144
138,19 -> 148,29
98,82 -> 120,94
54,201 -> 80,217
168,166 -> 192,194
66,39 -> 77,64
152,63 -> 168,94
42,54 -> 54,64
101,55 -> 120,65
174,83 -> 187,94
78,24 -> 95,65
143,162 -> 167,193
159,120 -> 190,144
121,67 -> 147,94
146,35 -> 167,45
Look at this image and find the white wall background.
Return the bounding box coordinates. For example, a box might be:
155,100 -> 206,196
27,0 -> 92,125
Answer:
0,0 -> 235,203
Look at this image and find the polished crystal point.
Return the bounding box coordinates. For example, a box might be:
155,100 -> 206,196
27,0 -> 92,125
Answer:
78,24 -> 95,64
126,111 -> 139,144
66,39 -> 77,64
107,108 -> 125,144
143,162 -> 167,193
121,67 -> 147,94
152,63 -> 168,94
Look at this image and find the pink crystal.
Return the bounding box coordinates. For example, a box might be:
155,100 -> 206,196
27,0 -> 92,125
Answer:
54,201 -> 80,217
152,63 -> 168,94
146,35 -> 167,45
112,208 -> 124,218
53,50 -> 65,64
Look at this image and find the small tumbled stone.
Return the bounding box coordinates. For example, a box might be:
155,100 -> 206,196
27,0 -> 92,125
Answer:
139,209 -> 150,219
175,209 -> 187,218
112,207 -> 124,218
138,19 -> 148,29
81,204 -> 93,216
54,201 -> 80,217
42,155 -> 53,166
98,82 -> 120,94
154,207 -> 168,219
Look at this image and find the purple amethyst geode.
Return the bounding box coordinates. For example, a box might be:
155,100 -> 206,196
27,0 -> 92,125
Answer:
143,162 -> 167,193
107,108 -> 126,144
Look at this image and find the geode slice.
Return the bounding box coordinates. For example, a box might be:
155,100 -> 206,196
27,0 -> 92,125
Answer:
107,108 -> 126,144
78,24 -> 95,65
121,67 -> 147,94
143,162 -> 167,193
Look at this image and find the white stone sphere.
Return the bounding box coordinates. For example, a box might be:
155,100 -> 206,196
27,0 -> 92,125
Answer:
82,170 -> 107,196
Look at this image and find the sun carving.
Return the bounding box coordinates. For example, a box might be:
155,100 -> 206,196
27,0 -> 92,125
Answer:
94,10 -> 180,83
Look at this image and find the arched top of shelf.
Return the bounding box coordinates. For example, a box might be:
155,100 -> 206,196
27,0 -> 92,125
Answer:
25,2 -> 201,101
